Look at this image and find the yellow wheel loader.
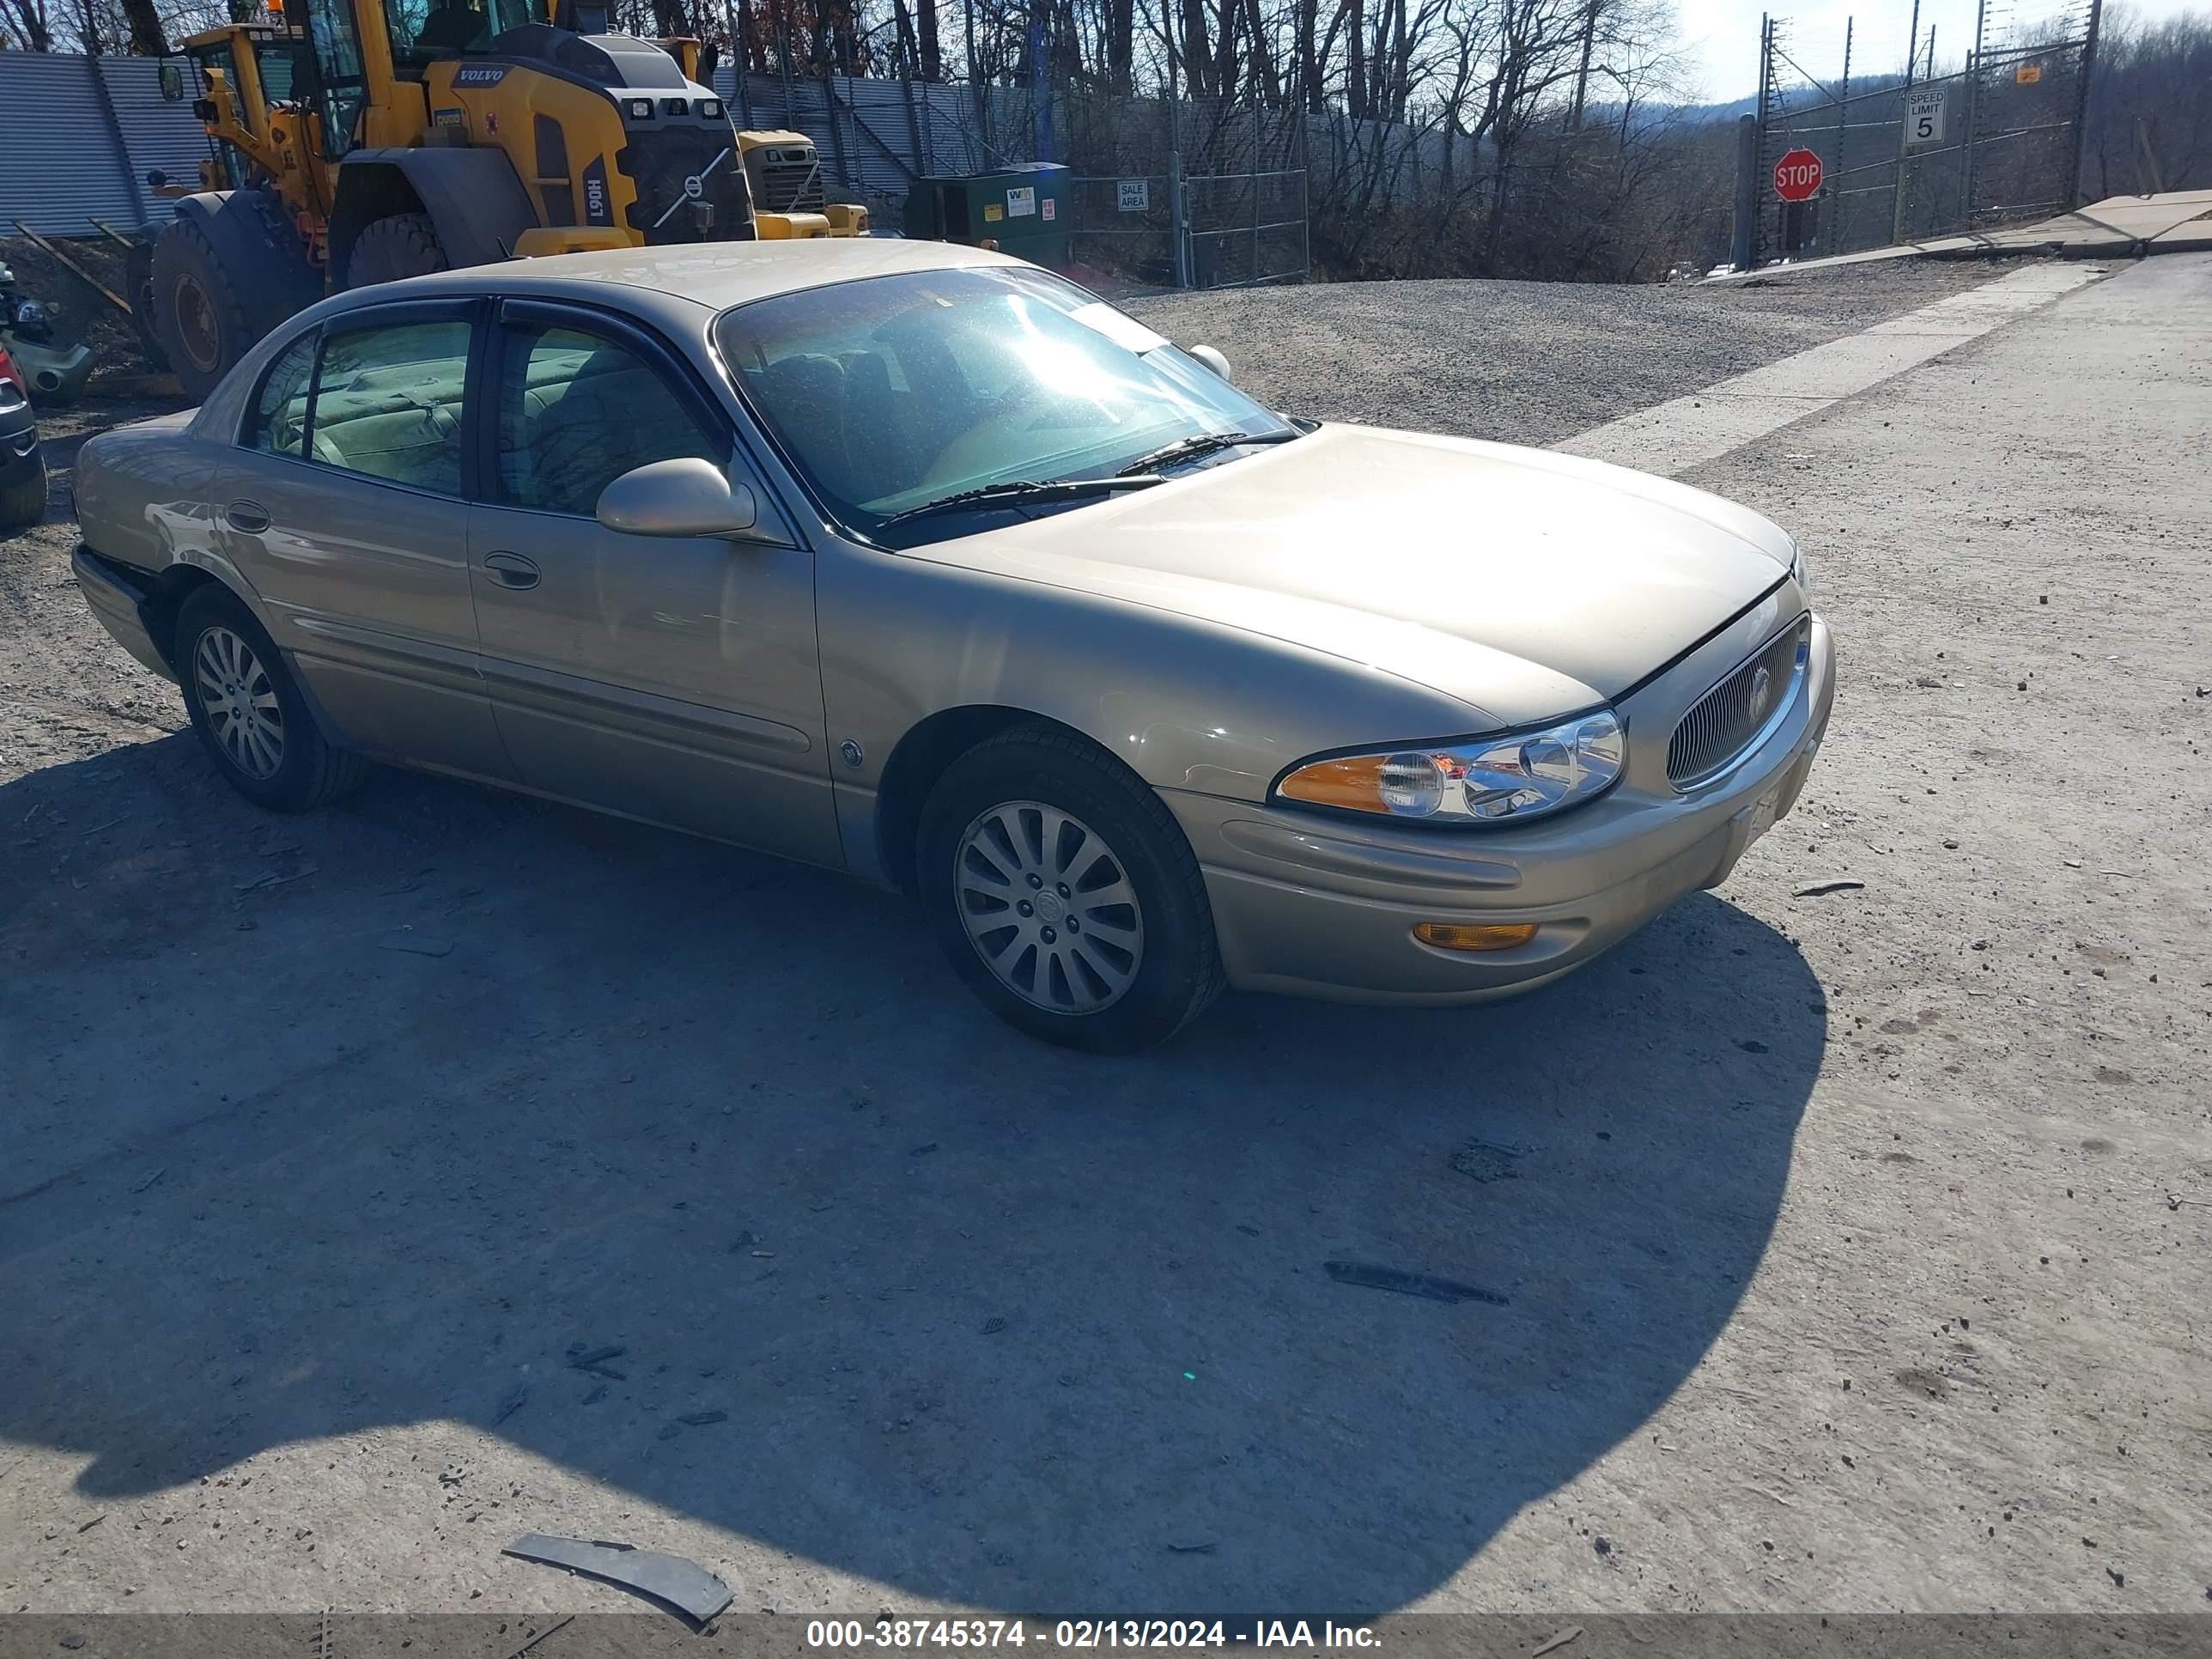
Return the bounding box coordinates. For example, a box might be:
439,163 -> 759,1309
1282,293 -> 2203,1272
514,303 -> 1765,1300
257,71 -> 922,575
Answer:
148,0 -> 868,398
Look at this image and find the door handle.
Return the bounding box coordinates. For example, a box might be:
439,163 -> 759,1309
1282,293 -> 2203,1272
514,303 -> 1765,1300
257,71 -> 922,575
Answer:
226,499 -> 270,533
481,551 -> 541,590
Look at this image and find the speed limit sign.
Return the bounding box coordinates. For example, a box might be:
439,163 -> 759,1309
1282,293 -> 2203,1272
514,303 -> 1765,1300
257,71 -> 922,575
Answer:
1904,88 -> 1946,148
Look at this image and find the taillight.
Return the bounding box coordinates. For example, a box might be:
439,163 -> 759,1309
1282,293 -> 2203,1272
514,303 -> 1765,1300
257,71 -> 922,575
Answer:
0,346 -> 24,400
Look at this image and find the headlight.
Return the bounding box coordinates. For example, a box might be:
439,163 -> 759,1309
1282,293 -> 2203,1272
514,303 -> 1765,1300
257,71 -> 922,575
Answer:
1276,709 -> 1626,826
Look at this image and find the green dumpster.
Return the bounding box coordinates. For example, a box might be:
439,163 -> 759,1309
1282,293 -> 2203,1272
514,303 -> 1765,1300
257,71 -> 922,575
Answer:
904,163 -> 1073,268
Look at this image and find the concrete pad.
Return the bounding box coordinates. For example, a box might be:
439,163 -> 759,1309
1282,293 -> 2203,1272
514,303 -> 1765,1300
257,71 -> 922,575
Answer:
1557,262 -> 2105,475
1705,190 -> 2212,281
1539,393 -> 1830,477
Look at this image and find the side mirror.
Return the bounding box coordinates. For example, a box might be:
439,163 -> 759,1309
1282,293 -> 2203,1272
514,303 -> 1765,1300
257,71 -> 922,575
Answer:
158,62 -> 184,101
596,458 -> 762,538
1188,343 -> 1234,383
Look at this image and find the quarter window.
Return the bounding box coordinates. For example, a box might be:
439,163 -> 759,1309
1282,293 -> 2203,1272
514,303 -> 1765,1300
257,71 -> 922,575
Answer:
495,323 -> 725,518
249,331 -> 318,458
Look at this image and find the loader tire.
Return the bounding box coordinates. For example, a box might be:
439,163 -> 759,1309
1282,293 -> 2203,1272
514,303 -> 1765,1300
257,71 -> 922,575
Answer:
348,214 -> 450,289
150,219 -> 251,402
125,240 -> 170,374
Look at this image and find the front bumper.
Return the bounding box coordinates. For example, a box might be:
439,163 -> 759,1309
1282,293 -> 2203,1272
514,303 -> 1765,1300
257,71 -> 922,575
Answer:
1165,606 -> 1834,1005
72,544 -> 177,683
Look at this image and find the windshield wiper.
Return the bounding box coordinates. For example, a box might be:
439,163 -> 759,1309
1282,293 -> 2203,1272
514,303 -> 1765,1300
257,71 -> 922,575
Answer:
1115,428 -> 1299,477
878,475 -> 1164,528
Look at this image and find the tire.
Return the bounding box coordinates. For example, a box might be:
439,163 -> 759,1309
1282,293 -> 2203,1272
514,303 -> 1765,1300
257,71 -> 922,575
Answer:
917,725 -> 1226,1054
173,584 -> 367,812
348,213 -> 450,289
149,218 -> 252,403
0,456 -> 44,529
125,240 -> 171,374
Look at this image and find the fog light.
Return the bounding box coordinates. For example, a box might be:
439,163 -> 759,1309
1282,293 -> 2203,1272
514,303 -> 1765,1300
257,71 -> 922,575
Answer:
1413,922 -> 1537,952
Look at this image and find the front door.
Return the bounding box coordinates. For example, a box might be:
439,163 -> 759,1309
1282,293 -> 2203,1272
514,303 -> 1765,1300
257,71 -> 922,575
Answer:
213,301 -> 512,781
464,301 -> 837,867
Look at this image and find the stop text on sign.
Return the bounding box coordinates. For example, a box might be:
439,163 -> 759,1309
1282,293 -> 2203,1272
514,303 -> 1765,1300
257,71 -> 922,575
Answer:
1773,148 -> 1824,202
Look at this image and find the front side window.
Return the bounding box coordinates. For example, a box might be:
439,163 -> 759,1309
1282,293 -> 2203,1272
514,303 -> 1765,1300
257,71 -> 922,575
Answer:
249,331 -> 318,458
306,0 -> 367,155
309,318 -> 472,493
713,266 -> 1293,541
495,323 -> 725,518
252,38 -> 296,101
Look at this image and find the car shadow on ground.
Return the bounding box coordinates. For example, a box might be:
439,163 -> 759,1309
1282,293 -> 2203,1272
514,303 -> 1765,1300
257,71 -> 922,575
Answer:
1,732 -> 1827,1611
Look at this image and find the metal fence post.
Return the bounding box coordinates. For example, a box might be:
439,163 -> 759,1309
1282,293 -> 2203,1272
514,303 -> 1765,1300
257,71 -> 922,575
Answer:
1731,113 -> 1759,270
1168,86 -> 1189,288
1891,0 -> 1921,246
2064,0 -> 2105,208
1753,15 -> 1772,263
1829,16 -> 1851,255
1959,0 -> 1987,228
1249,100 -> 1261,284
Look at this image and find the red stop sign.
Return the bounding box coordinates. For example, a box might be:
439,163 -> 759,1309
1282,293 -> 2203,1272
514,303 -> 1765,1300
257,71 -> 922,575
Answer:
1773,148 -> 1824,203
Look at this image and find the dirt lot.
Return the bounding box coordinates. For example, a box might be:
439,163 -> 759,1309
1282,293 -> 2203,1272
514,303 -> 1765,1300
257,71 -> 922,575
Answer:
1,258 -> 2207,1620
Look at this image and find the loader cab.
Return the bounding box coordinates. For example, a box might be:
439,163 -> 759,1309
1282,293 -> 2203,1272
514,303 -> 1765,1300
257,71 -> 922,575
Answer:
228,0 -> 537,161
383,0 -> 538,79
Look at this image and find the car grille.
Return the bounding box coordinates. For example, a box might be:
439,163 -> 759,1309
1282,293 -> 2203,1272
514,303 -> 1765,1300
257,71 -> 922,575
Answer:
1667,616 -> 1810,787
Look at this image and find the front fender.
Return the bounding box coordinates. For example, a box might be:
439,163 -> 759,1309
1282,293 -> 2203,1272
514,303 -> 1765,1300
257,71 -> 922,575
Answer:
334,150 -> 538,283
819,536 -> 1483,811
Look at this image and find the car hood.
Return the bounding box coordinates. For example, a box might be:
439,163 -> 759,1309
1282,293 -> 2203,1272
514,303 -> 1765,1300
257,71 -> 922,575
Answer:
932,425 -> 1796,724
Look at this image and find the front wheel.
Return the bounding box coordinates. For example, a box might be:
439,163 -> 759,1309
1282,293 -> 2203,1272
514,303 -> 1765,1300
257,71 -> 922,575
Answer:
174,585 -> 366,812
917,726 -> 1225,1053
347,213 -> 450,289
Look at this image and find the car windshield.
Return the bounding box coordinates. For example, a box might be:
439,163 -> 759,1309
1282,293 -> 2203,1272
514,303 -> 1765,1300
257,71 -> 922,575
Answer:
713,266 -> 1297,544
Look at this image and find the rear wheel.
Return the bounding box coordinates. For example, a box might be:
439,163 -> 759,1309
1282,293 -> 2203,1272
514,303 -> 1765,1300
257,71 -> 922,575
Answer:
917,726 -> 1225,1053
174,585 -> 366,812
348,213 -> 449,288
149,219 -> 252,402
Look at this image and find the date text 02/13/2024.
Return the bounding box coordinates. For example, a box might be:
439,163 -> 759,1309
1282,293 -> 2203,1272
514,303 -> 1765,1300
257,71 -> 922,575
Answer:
805,1622 -> 1383,1649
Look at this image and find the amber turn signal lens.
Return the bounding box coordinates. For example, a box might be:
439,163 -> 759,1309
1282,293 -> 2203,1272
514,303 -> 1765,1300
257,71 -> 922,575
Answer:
1413,921 -> 1538,952
1278,754 -> 1392,811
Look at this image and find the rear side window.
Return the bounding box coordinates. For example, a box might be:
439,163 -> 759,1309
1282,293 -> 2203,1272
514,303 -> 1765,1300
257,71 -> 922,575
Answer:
250,332 -> 317,458
308,319 -> 473,495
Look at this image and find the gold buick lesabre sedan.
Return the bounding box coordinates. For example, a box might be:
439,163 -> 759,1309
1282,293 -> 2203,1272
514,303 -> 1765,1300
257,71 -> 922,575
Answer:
72,240 -> 1832,1052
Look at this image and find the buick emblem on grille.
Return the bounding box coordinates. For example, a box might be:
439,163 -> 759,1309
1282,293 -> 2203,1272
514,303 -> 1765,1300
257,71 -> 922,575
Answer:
1749,664 -> 1773,718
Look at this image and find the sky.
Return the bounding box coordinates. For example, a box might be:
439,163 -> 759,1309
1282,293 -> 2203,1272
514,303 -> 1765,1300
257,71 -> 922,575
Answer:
1674,0 -> 2204,103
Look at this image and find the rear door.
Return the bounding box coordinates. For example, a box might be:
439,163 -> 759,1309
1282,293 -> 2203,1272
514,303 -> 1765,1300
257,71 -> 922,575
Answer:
214,300 -> 512,780
463,299 -> 836,866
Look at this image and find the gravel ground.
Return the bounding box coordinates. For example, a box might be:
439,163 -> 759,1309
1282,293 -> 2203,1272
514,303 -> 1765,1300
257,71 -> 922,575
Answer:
1127,258 -> 2040,445
3,258 -> 2208,1621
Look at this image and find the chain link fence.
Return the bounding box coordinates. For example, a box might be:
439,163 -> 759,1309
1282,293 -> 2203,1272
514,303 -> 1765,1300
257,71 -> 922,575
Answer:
1753,0 -> 2101,263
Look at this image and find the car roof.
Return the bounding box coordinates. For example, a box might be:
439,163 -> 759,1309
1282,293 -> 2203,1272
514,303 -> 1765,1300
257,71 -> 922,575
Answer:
343,236 -> 1027,321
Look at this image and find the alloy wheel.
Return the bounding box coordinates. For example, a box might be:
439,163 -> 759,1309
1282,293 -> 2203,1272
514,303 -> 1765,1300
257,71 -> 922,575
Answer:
193,625 -> 284,781
954,799 -> 1145,1014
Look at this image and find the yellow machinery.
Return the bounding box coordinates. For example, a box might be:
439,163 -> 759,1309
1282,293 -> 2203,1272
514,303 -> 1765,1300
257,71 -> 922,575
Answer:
145,0 -> 867,397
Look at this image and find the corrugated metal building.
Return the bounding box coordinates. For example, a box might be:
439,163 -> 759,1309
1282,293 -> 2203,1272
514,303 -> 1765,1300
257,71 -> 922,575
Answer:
0,53 -> 210,234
